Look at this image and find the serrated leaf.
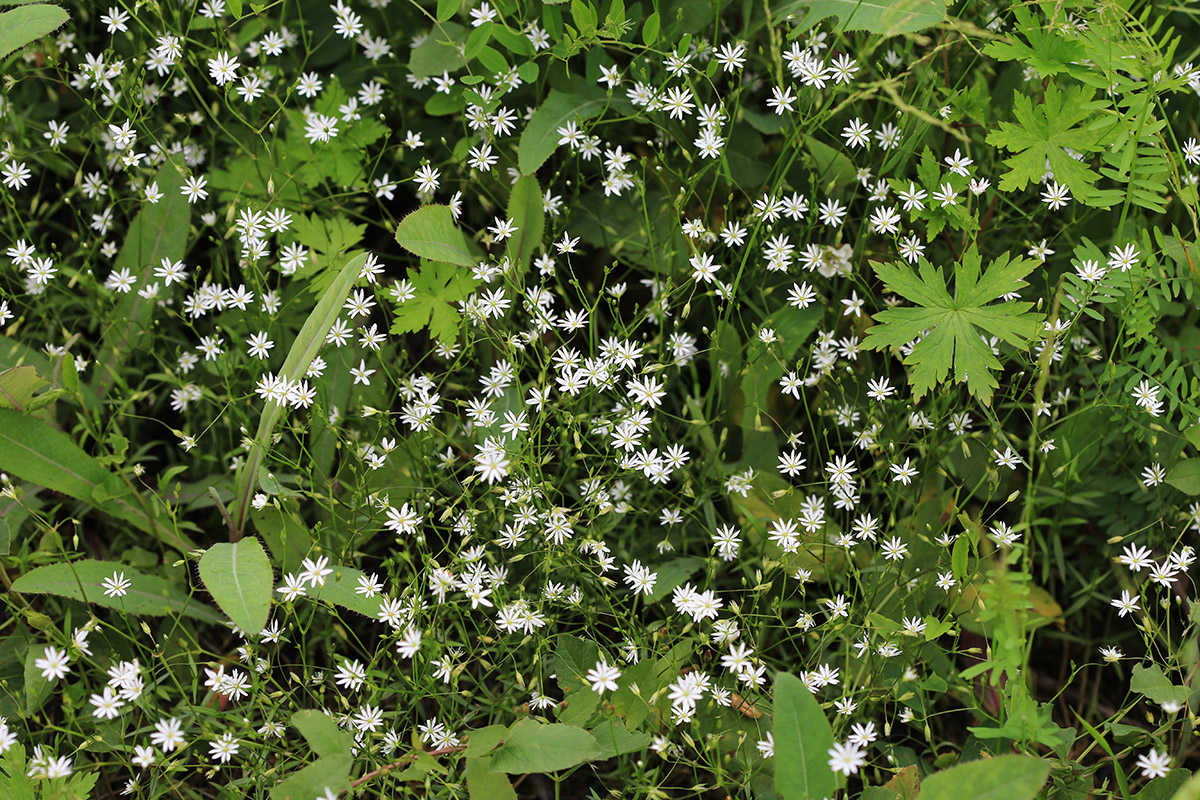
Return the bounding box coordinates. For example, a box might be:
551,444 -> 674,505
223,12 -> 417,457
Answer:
983,7 -> 1087,76
488,720 -> 605,774
773,671 -> 836,800
198,537 -> 273,635
10,560 -> 222,623
0,4 -> 68,59
985,83 -> 1112,204
395,205 -> 477,267
390,260 -> 480,342
918,755 -> 1049,800
506,175 -> 543,269
863,248 -> 1042,403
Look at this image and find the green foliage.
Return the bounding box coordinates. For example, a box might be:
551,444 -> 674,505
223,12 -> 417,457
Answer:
10,560 -> 222,622
197,537 -> 274,635
773,671 -> 836,800
785,0 -> 948,37
863,248 -> 1043,403
0,2 -> 67,58
388,260 -> 480,342
985,83 -> 1115,205
488,719 -> 605,773
917,755 -> 1050,800
394,205 -> 478,267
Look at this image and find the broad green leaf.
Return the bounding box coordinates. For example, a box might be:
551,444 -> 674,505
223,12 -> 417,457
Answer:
436,0 -> 460,21
395,205 -> 477,267
0,4 -> 68,59
291,710 -> 354,758
198,537 -> 274,636
389,260 -> 480,342
0,366 -> 48,411
589,719 -> 650,758
645,555 -> 705,603
466,757 -> 518,800
863,248 -> 1043,403
1131,664 -> 1191,707
1138,770 -> 1191,800
553,634 -> 601,694
269,754 -> 352,800
464,725 -> 509,757
409,22 -> 469,77
1166,459 -> 1200,495
307,566 -> 386,618
506,175 -> 543,269
0,408 -> 195,551
777,0 -> 946,36
23,647 -> 53,715
773,671 -> 836,800
94,162 -> 190,398
227,0 -> 241,15
11,560 -> 223,623
518,87 -> 612,175
488,720 -> 605,774
232,254 -> 367,533
918,755 -> 1050,800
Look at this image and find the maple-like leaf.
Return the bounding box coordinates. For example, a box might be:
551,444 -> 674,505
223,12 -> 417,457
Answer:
389,261 -> 480,342
863,248 -> 1043,403
983,7 -> 1087,77
985,82 -> 1115,204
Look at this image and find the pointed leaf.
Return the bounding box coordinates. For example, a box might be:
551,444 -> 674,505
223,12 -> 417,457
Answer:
488,720 -> 605,774
506,175 -> 543,270
773,671 -> 836,800
0,4 -> 68,59
395,205 -> 477,267
198,537 -> 274,635
11,560 -> 222,623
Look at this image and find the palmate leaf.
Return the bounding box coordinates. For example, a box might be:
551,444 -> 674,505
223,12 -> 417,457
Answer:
863,247 -> 1043,404
389,260 -> 480,342
985,83 -> 1116,205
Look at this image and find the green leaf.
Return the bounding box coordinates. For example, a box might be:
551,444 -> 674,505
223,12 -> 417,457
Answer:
1131,664 -> 1191,706
0,366 -> 49,411
1136,770 -> 1192,800
641,11 -> 659,44
466,757 -> 518,800
773,671 -> 836,800
198,537 -> 274,635
918,755 -> 1050,800
1166,460 -> 1200,495
518,87 -> 612,174
269,754 -> 352,800
291,710 -> 354,758
985,83 -> 1113,204
983,7 -> 1086,77
862,248 -> 1043,403
395,205 -> 477,267
506,175 -> 544,269
436,0 -> 459,21
226,0 -> 242,16
464,725 -> 509,757
94,162 -> 190,397
409,22 -> 470,78
232,254 -> 367,534
389,260 -> 480,342
777,0 -> 947,36
0,4 -> 68,59
10,560 -> 223,623
0,408 -> 195,551
307,566 -> 386,618
645,555 -> 705,603
488,720 -> 605,774
589,719 -> 650,758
